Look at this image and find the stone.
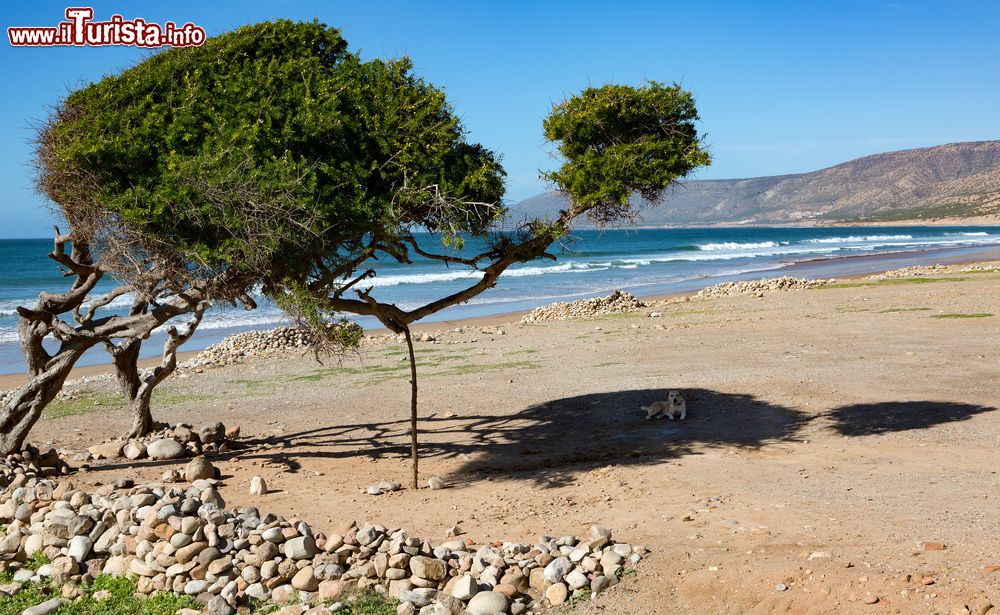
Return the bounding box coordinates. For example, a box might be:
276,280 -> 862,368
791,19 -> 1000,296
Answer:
67,535 -> 93,562
147,438 -> 185,460
207,596 -> 235,615
427,476 -> 446,490
591,575 -> 614,593
864,594 -> 879,604
23,598 -> 62,615
565,569 -> 589,590
397,604 -> 416,615
529,567 -> 546,592
399,588 -> 437,608
545,582 -> 568,606
246,583 -> 268,601
201,486 -> 225,508
318,580 -> 348,602
588,525 -> 611,549
450,574 -> 478,601
250,476 -> 267,496
465,591 -> 510,615
123,441 -> 146,460
87,442 -> 123,460
272,584 -> 297,604
543,556 -> 572,583
185,456 -> 214,482
285,535 -> 319,559
410,556 -> 447,581
199,422 -> 226,444
292,566 -> 320,591
184,580 -> 208,595
923,541 -> 946,551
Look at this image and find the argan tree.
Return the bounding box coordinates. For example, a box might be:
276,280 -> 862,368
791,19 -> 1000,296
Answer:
0,226 -> 240,454
29,20 -> 710,486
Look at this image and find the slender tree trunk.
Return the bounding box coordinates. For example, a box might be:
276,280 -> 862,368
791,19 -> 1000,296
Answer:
0,348 -> 88,455
402,326 -> 419,489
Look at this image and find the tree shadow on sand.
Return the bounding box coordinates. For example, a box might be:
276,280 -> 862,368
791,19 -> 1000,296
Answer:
822,401 -> 995,437
229,388 -> 812,488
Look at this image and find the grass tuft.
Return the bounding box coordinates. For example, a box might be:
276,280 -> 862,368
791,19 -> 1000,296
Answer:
931,312 -> 993,319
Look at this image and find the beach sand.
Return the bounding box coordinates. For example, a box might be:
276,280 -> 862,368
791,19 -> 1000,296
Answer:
16,262 -> 1000,614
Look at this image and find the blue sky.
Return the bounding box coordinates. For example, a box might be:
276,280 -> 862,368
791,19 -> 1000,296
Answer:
1,1 -> 998,238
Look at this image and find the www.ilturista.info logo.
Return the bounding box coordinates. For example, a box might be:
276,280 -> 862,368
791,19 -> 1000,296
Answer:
8,8 -> 206,47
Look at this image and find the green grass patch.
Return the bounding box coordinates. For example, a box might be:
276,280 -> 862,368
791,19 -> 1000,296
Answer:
291,363 -> 410,382
0,574 -> 199,615
24,551 -> 50,571
816,276 -> 969,289
44,388 -> 213,418
44,392 -> 124,418
431,360 -> 542,377
0,574 -> 398,615
930,312 -> 993,319
879,307 -> 932,313
593,361 -> 623,368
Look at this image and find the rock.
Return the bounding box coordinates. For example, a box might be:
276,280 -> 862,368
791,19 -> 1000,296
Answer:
466,591 -> 510,615
588,525 -> 611,549
545,582 -> 568,606
250,476 -> 267,496
123,441 -> 146,460
399,589 -> 437,608
271,584 -> 296,604
775,583 -> 788,592
451,574 -> 478,601
410,556 -> 447,581
185,456 -> 214,481
591,575 -> 614,593
207,595 -> 235,615
67,535 -> 93,562
923,541 -> 946,551
543,556 -> 572,583
565,569 -> 589,590
285,536 -> 319,560
23,598 -> 62,615
427,476 -> 446,490
201,486 -> 225,508
397,604 -> 416,615
198,422 -> 226,444
292,566 -> 320,591
87,442 -> 123,460
318,580 -> 347,602
864,594 -> 879,604
147,438 -> 185,460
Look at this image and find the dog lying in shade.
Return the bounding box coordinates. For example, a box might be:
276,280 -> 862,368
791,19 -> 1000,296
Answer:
642,390 -> 687,421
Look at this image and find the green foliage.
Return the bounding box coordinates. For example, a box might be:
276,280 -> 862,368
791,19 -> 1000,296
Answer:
931,312 -> 993,319
543,81 -> 711,225
0,574 -> 199,615
40,20 -> 505,282
24,551 -> 50,571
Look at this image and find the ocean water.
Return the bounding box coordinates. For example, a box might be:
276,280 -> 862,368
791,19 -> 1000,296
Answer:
2,226 -> 999,375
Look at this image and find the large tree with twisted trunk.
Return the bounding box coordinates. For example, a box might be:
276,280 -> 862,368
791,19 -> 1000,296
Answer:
24,19 -> 710,485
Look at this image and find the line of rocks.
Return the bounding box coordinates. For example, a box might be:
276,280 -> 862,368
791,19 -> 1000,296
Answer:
0,470 -> 644,615
1,446 -> 73,491
695,275 -> 831,298
181,323 -> 364,369
519,291 -> 647,324
82,421 -> 240,463
867,261 -> 1000,280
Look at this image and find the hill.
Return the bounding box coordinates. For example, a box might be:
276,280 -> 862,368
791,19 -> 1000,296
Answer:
510,141 -> 1000,226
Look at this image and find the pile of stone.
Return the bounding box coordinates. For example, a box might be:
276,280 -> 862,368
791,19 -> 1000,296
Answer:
181,323 -> 363,368
0,475 -> 643,614
869,261 -> 1000,280
520,291 -> 646,324
695,276 -> 830,298
84,422 -> 240,463
0,446 -> 73,491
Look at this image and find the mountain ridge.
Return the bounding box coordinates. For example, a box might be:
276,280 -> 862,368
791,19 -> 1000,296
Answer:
510,140 -> 1000,226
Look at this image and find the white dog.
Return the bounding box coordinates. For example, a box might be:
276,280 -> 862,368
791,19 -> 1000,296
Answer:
642,390 -> 687,421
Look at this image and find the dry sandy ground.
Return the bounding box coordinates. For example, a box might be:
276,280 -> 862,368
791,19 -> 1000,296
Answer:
25,267 -> 1000,615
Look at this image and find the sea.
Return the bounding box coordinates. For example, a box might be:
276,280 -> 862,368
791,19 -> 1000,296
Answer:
2,225 -> 999,375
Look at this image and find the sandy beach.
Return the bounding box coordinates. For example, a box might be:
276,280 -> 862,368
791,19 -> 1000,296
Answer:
16,259 -> 999,614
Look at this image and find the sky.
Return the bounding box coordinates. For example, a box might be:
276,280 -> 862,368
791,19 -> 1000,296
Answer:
1,1 -> 998,238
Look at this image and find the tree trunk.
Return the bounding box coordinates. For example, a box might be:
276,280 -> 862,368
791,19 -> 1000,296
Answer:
126,389 -> 155,439
0,348 -> 87,455
402,326 -> 420,489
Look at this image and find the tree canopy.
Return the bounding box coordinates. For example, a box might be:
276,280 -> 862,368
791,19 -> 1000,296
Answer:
39,20 -> 505,285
